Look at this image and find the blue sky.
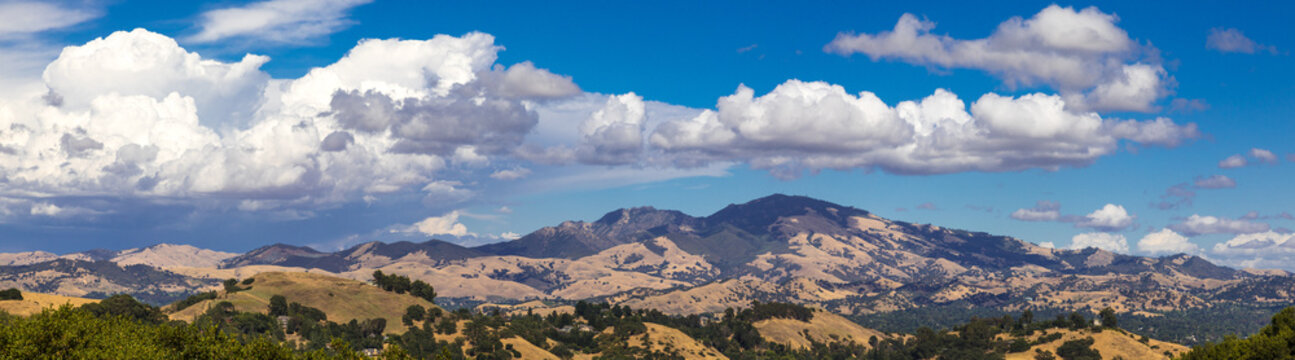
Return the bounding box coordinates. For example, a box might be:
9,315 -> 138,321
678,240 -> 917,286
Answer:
0,0 -> 1292,269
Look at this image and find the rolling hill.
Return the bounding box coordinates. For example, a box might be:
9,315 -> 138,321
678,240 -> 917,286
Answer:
0,291 -> 99,316
166,271 -> 438,335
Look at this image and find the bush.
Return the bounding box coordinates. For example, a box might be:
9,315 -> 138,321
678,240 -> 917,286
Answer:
1056,337 -> 1101,360
0,288 -> 22,300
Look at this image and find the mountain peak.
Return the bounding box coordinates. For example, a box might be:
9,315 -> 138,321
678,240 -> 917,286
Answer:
595,206 -> 663,225
706,194 -> 869,234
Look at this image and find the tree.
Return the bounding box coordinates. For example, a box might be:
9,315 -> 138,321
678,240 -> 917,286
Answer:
80,294 -> 166,324
1034,349 -> 1057,360
1099,308 -> 1118,329
403,305 -> 426,326
269,295 -> 288,317
0,288 -> 22,300
1069,312 -> 1088,330
1056,338 -> 1101,360
224,278 -> 241,293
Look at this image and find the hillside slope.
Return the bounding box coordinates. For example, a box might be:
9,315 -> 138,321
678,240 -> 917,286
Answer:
754,310 -> 890,350
0,291 -> 99,316
1003,328 -> 1189,360
166,271 -> 437,334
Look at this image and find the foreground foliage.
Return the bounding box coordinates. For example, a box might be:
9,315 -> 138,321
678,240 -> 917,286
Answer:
1180,306 -> 1295,359
0,305 -> 414,359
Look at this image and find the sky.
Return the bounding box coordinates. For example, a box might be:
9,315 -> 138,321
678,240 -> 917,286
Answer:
0,0 -> 1292,270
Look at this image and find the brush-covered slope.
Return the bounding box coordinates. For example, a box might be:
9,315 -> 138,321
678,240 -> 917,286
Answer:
1003,328 -> 1189,360
0,291 -> 99,316
166,271 -> 437,334
754,310 -> 890,350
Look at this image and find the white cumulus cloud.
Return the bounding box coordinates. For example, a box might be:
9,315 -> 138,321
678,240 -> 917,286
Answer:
1070,232 -> 1129,253
649,80 -> 1197,177
409,211 -> 470,237
1077,204 -> 1134,231
1137,228 -> 1199,255
826,5 -> 1168,112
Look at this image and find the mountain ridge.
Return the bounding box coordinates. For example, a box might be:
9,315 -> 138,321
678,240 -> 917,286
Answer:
0,194 -> 1290,320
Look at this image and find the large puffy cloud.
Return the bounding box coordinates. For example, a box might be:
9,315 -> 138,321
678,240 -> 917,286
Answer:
1070,232 -> 1129,253
1076,204 -> 1134,231
1169,215 -> 1270,236
1137,228 -> 1199,255
650,80 -> 1197,177
826,5 -> 1168,112
0,29 -> 582,221
43,29 -> 272,127
186,0 -> 372,44
577,93 -> 647,165
410,211 -> 470,237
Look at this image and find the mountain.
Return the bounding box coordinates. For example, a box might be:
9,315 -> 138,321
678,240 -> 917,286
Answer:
0,259 -> 217,304
2,194 -> 1293,323
111,244 -> 239,269
219,243 -> 336,269
474,206 -> 698,258
0,251 -> 58,266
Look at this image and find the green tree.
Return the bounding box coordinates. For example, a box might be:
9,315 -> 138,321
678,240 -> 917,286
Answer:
1099,307 -> 1118,329
0,288 -> 21,300
1056,337 -> 1101,360
224,278 -> 241,293
269,295 -> 289,317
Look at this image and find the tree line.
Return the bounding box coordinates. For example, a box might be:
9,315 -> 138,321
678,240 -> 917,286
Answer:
373,271 -> 437,304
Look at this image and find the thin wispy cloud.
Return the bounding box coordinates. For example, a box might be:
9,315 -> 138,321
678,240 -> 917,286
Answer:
0,1 -> 97,38
186,0 -> 372,45
1207,27 -> 1278,54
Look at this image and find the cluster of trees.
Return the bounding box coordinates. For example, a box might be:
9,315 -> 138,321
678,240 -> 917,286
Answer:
1179,306 -> 1295,359
855,309 -> 1114,360
172,291 -> 218,312
0,296 -> 419,359
4,289 -> 1198,360
372,271 -> 437,304
0,288 -> 21,300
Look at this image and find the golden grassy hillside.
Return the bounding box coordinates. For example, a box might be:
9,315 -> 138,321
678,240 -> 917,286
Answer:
0,291 -> 99,316
1003,328 -> 1189,360
501,337 -> 560,360
754,310 -> 889,350
629,323 -> 728,360
165,272 -> 438,335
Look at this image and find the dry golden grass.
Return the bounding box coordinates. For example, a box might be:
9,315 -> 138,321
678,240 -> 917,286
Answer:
1003,328 -> 1189,360
754,311 -> 888,350
501,337 -> 559,360
0,291 -> 99,316
626,323 -> 727,360
165,271 -> 438,335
